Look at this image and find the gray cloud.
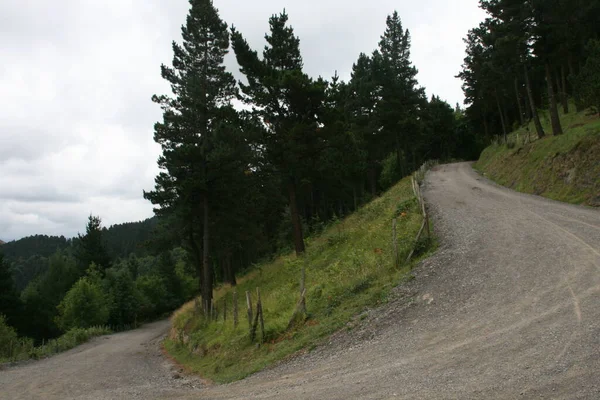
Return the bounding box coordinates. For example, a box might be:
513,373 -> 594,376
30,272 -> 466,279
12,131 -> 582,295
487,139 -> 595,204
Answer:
0,0 -> 484,241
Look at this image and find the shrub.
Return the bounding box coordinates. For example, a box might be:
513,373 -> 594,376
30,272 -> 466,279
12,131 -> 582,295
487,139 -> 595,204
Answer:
0,314 -> 19,359
56,277 -> 110,330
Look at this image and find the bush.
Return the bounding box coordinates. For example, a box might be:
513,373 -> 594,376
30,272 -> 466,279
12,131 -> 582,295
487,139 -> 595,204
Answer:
56,277 -> 110,330
136,274 -> 169,319
104,268 -> 141,327
0,314 -> 19,359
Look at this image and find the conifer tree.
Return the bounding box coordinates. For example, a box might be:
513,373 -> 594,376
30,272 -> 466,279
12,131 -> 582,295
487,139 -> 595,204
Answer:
144,0 -> 237,312
76,215 -> 111,274
375,11 -> 424,176
231,11 -> 326,255
348,53 -> 380,196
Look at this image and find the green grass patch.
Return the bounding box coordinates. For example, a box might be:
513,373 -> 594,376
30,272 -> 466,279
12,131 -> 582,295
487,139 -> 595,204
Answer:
165,177 -> 432,383
475,106 -> 600,207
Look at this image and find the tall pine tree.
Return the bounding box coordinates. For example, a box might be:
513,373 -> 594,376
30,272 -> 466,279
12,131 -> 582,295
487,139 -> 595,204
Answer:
231,11 -> 326,255
144,0 -> 237,312
375,11 -> 424,176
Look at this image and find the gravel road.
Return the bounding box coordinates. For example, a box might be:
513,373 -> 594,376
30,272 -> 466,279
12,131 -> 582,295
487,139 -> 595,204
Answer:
2,162 -> 599,399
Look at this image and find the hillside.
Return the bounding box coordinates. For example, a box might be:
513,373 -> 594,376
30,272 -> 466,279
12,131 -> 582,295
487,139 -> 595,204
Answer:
165,175 -> 431,383
0,240 -> 5,245
475,108 -> 600,207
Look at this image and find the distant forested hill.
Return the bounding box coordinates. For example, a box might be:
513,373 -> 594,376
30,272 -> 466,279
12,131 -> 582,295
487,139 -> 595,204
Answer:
1,217 -> 157,291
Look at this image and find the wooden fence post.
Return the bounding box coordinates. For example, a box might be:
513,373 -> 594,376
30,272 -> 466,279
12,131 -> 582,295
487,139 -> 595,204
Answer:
233,290 -> 238,328
246,291 -> 253,336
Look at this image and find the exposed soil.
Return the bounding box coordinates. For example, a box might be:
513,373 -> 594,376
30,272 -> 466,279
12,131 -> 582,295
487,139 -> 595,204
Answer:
2,162 -> 599,399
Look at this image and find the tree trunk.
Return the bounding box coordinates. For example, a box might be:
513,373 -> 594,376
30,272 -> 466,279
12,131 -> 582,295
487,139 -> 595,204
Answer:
495,90 -> 508,143
188,227 -> 203,296
568,53 -> 584,112
523,86 -> 532,121
559,66 -> 569,114
524,64 -> 545,139
545,62 -> 563,136
202,196 -> 212,314
514,78 -> 525,126
368,165 -> 377,197
223,250 -> 236,286
483,114 -> 489,137
395,134 -> 402,176
288,181 -> 305,255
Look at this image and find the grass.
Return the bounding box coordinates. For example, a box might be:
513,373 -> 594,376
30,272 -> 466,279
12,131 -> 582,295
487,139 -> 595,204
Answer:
475,105 -> 600,206
165,176 -> 433,383
1,326 -> 112,364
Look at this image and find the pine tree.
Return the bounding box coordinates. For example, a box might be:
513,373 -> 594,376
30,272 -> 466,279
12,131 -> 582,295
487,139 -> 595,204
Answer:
231,11 -> 326,255
375,11 -> 424,176
348,53 -> 381,196
76,215 -> 111,274
144,0 -> 237,312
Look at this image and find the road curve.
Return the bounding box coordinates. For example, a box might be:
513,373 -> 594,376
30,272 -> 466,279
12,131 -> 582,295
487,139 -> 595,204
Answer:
2,162 -> 599,399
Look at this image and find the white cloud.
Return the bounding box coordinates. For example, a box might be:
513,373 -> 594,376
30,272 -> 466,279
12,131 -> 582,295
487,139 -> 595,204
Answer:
0,0 -> 484,241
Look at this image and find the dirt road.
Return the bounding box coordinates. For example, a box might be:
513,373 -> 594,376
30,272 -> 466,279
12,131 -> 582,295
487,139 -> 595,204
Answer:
2,163 -> 599,399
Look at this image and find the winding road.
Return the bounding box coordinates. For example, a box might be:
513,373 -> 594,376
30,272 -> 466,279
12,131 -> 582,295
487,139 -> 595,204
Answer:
2,163 -> 599,399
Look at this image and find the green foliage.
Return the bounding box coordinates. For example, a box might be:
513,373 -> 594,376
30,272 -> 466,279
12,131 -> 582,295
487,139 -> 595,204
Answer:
136,274 -> 169,319
56,277 -> 109,331
0,324 -> 111,363
19,251 -> 79,339
379,153 -> 403,190
104,268 -> 140,327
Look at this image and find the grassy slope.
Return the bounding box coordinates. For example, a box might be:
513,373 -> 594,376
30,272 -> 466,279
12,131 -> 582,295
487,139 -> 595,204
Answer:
165,176 -> 431,383
475,107 -> 600,206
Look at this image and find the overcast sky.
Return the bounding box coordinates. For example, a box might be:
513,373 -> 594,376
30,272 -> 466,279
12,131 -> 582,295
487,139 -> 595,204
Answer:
0,0 -> 485,242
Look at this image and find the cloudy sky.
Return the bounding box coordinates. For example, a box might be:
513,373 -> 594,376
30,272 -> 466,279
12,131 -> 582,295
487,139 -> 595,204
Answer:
0,0 -> 485,242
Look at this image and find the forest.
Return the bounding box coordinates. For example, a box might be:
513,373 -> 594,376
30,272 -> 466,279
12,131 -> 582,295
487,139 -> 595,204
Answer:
458,0 -> 600,141
2,0 -> 599,359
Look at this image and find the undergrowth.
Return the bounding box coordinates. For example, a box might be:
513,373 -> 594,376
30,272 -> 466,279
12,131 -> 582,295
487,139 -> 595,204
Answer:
0,325 -> 111,364
165,176 -> 433,383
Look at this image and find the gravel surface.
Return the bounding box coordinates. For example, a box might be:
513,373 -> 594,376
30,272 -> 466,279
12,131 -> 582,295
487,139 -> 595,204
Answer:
2,162 -> 599,399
